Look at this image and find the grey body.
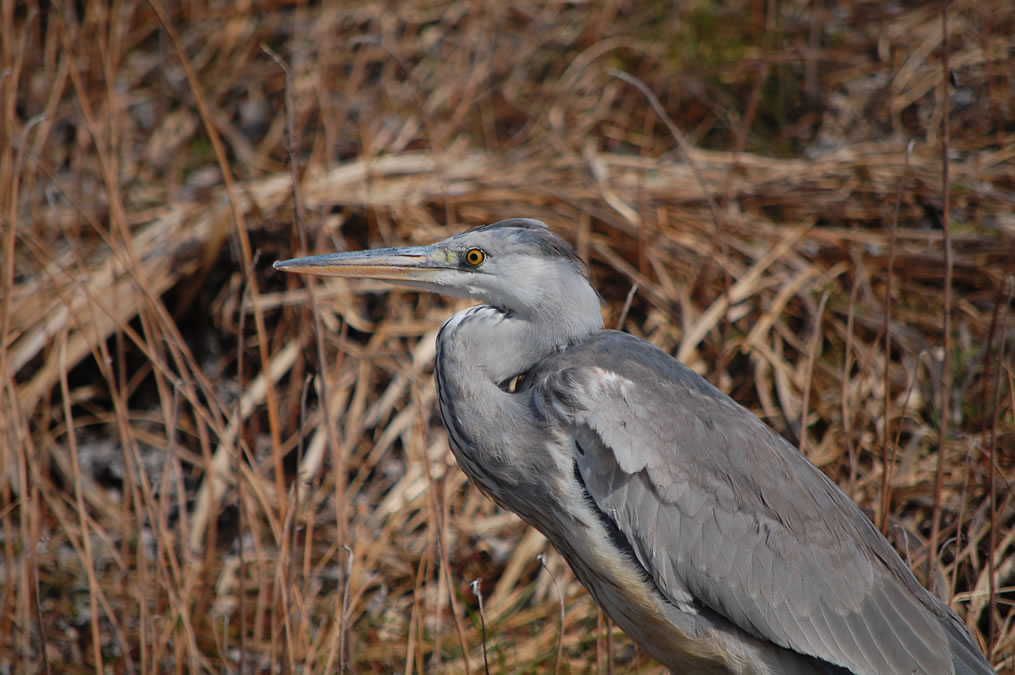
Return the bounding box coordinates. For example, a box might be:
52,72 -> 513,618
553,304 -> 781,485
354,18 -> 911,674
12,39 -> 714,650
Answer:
275,219 -> 992,674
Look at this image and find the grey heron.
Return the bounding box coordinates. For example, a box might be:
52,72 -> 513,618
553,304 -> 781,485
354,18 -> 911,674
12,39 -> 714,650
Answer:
274,218 -> 993,674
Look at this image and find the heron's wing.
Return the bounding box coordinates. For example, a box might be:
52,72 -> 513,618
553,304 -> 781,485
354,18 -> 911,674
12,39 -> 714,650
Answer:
531,331 -> 989,675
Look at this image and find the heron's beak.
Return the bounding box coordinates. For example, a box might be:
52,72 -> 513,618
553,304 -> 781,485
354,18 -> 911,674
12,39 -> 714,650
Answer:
273,244 -> 457,282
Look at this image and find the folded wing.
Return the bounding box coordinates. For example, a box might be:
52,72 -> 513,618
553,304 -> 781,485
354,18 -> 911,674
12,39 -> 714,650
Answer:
531,331 -> 990,675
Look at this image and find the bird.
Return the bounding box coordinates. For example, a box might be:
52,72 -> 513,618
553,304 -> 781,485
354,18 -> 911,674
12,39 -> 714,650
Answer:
274,218 -> 993,674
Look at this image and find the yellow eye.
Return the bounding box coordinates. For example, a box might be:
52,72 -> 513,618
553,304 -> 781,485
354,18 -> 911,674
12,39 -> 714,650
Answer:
464,248 -> 485,266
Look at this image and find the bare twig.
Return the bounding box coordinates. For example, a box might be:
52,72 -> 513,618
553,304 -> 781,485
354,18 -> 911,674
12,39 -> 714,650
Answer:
928,0 -> 953,591
616,282 -> 639,330
800,289 -> 830,456
59,334 -> 104,673
340,544 -> 355,669
609,68 -> 732,361
471,579 -> 491,675
985,277 -> 1012,657
842,262 -> 860,495
880,139 -> 915,532
148,0 -> 284,495
538,554 -> 567,675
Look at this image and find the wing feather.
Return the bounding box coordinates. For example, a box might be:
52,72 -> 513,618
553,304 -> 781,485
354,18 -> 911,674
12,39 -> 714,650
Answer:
530,331 -> 991,675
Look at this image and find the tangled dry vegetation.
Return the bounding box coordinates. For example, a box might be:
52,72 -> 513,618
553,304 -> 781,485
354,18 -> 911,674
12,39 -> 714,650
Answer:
2,0 -> 1014,672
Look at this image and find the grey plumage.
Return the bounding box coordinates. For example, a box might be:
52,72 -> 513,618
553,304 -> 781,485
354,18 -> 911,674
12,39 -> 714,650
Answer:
275,218 -> 993,674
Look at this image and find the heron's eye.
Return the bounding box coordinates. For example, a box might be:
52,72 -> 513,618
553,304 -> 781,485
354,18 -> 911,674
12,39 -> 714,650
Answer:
464,248 -> 486,266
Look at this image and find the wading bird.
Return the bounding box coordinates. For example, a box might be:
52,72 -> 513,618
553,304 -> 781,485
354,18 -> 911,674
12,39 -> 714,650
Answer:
275,219 -> 992,674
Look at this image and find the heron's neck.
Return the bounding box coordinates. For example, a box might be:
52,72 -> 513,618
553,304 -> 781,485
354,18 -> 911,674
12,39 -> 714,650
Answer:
441,297 -> 603,385
433,299 -> 601,498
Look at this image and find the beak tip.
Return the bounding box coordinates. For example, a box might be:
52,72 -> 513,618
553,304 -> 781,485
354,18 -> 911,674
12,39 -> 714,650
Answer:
272,260 -> 286,271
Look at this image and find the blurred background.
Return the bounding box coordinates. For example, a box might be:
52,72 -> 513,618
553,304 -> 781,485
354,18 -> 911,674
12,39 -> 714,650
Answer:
2,0 -> 1014,672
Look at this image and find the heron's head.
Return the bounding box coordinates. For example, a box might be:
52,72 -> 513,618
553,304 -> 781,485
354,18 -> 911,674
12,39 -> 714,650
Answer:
274,219 -> 604,333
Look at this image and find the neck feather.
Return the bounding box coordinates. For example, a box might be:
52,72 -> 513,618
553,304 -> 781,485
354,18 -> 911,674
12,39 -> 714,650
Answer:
440,294 -> 602,385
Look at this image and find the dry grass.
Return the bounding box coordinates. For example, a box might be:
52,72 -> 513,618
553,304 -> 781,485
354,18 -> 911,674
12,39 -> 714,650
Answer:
2,0 -> 1014,672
